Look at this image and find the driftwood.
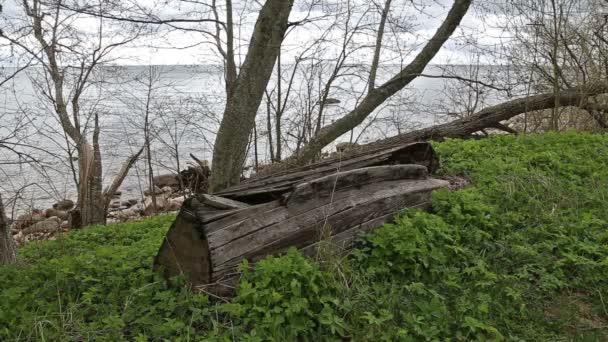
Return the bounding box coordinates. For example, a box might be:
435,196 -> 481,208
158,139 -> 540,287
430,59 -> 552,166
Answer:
154,163 -> 448,296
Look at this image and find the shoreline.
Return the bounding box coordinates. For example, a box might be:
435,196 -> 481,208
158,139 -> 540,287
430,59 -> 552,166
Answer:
10,178 -> 186,247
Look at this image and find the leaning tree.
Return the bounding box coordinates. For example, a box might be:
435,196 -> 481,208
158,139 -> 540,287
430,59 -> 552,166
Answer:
207,0 -> 474,190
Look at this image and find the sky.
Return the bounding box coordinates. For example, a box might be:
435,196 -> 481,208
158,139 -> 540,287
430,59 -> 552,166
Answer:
0,0 -> 513,67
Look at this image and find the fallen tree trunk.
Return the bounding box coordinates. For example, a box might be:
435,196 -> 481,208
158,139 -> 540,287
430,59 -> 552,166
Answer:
154,164 -> 448,296
359,80 -> 608,150
239,82 -> 608,183
215,141 -> 439,203
282,80 -> 608,166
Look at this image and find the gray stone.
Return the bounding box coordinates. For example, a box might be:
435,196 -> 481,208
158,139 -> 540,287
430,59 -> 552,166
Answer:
112,208 -> 138,220
44,208 -> 59,218
53,199 -> 75,211
23,216 -> 61,235
143,196 -> 168,216
56,210 -> 69,221
121,201 -> 134,208
144,186 -> 163,196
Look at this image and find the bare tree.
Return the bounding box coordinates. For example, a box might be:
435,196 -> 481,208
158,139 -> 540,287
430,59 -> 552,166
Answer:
0,0 -> 145,226
287,0 -> 473,165
498,0 -> 608,131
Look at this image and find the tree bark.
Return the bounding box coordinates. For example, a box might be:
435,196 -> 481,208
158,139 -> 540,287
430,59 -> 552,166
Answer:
155,165 -> 448,296
0,193 -> 18,266
210,0 -> 295,192
215,142 -> 440,203
78,115 -> 106,226
290,0 -> 472,164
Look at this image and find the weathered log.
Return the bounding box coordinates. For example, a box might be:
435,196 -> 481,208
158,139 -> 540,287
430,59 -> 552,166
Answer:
199,194 -> 250,210
153,199 -> 212,288
154,164 -> 449,296
215,141 -> 439,203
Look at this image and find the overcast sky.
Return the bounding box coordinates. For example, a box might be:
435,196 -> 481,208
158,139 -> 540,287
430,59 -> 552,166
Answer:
116,0 -> 510,66
0,0 -> 513,66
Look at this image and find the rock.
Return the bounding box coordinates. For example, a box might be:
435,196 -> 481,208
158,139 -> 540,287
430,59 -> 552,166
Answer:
31,212 -> 45,224
131,203 -> 144,214
14,213 -> 33,230
13,209 -> 46,230
56,210 -> 69,221
153,173 -> 180,188
44,208 -> 59,218
109,201 -> 121,209
16,212 -> 33,223
23,216 -> 61,235
121,200 -> 137,208
143,196 -> 168,216
144,186 -> 163,196
161,186 -> 174,194
53,199 -> 75,211
60,221 -> 69,229
112,208 -> 138,220
48,216 -> 62,225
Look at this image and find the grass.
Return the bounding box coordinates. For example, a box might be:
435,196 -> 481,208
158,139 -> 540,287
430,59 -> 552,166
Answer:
1,131 -> 608,341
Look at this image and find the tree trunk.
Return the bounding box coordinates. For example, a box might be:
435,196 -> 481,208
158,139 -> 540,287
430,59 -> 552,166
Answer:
290,0 -> 472,165
364,80 -> 608,148
78,117 -> 105,226
210,0 -> 295,192
155,165 -> 448,296
0,193 -> 18,265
